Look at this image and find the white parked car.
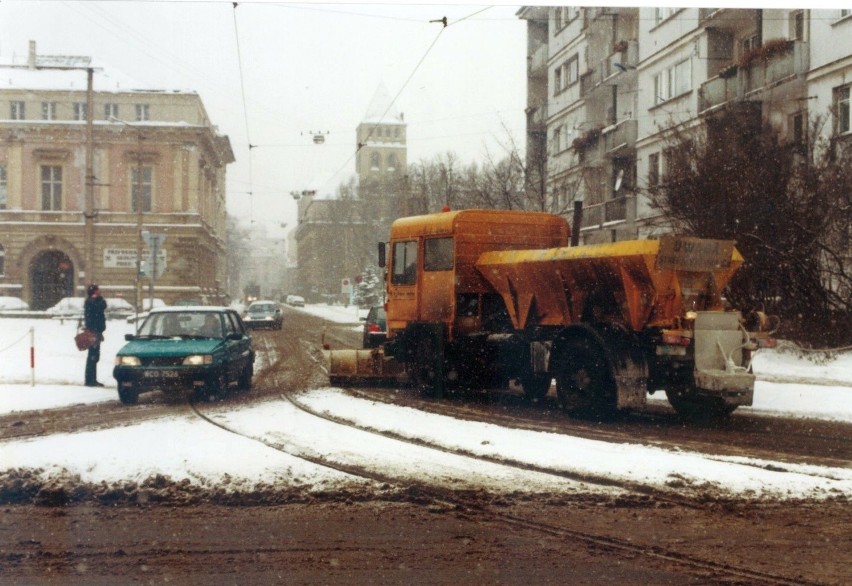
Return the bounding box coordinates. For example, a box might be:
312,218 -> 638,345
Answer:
0,296 -> 29,311
47,296 -> 135,320
127,298 -> 169,324
285,295 -> 305,307
46,297 -> 86,319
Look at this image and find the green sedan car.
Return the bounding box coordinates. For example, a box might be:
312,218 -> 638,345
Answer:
113,307 -> 254,405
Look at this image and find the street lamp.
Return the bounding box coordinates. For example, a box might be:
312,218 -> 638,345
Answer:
109,116 -> 145,320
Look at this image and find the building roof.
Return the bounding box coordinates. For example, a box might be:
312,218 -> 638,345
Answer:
362,81 -> 404,125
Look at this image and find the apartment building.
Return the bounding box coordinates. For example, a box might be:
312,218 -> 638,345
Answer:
0,43 -> 234,309
520,7 -> 852,241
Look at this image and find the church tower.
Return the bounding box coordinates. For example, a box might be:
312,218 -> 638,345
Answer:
356,82 -> 407,200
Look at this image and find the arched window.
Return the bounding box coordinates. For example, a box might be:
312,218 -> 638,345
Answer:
387,154 -> 398,172
370,152 -> 380,171
0,244 -> 5,277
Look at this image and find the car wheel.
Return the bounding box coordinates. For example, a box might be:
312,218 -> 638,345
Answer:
118,386 -> 139,405
198,369 -> 227,402
238,362 -> 253,392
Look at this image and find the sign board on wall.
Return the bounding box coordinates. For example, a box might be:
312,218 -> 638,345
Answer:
103,248 -> 167,269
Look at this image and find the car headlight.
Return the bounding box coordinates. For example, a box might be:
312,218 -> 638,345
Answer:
183,354 -> 213,366
116,356 -> 141,366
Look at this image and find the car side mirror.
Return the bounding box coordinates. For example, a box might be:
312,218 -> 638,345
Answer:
125,334 -> 136,341
227,332 -> 243,341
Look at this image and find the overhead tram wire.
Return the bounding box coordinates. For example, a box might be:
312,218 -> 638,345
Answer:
232,2 -> 256,225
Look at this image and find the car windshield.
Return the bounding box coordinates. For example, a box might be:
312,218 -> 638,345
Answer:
137,311 -> 223,339
249,304 -> 275,313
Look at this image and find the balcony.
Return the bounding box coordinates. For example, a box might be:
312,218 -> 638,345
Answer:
743,41 -> 808,95
603,119 -> 638,153
605,196 -> 627,223
581,202 -> 603,228
698,72 -> 738,112
527,44 -> 548,79
525,101 -> 548,129
580,41 -> 638,98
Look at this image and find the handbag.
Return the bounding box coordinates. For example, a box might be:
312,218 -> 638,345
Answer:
75,328 -> 98,351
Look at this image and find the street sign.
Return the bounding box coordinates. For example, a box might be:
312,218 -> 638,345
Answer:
141,231 -> 166,248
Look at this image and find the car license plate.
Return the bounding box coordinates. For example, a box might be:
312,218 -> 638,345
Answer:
144,370 -> 179,378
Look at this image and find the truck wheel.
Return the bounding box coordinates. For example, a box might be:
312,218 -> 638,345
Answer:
520,373 -> 551,401
118,386 -> 138,405
555,344 -> 616,419
411,335 -> 440,396
666,387 -> 737,420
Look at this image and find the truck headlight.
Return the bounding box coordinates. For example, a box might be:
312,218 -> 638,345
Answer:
183,354 -> 213,366
116,356 -> 141,366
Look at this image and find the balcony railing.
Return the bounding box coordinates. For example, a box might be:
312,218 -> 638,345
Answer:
581,202 -> 603,228
528,44 -> 548,78
526,102 -> 547,127
605,196 -> 627,223
603,119 -> 638,153
743,42 -> 805,94
698,72 -> 738,112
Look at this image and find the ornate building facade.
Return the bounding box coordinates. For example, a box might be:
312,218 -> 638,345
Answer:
0,42 -> 233,309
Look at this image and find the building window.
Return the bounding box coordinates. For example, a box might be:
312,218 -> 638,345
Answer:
40,165 -> 62,211
554,55 -> 579,94
104,103 -> 119,120
387,153 -> 398,172
552,126 -> 562,153
135,104 -> 150,121
554,6 -> 564,31
131,166 -> 153,212
791,10 -> 804,41
648,153 -> 660,188
10,101 -> 25,120
841,9 -> 850,19
0,164 -> 6,209
369,152 -> 380,171
74,102 -> 88,121
0,244 -> 4,277
836,86 -> 851,135
654,58 -> 692,104
654,7 -> 678,26
41,102 -> 57,120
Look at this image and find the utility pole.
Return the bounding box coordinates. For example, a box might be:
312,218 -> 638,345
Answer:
84,67 -> 95,285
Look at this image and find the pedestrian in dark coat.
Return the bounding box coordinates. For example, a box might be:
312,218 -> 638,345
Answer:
83,284 -> 107,387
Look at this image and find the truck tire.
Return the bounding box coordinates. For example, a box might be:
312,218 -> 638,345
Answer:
666,386 -> 738,420
411,333 -> 444,397
555,343 -> 616,419
520,373 -> 552,401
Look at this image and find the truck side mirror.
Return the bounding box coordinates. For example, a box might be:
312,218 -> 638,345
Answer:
378,242 -> 386,268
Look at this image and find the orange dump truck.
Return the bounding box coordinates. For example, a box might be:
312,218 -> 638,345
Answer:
327,209 -> 773,418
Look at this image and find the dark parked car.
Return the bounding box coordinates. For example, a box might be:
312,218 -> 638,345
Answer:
243,300 -> 283,330
113,307 -> 254,404
362,305 -> 387,348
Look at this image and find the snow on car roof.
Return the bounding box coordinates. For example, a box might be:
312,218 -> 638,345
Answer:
149,306 -> 231,313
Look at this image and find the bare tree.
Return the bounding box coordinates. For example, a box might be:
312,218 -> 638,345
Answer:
650,108 -> 851,346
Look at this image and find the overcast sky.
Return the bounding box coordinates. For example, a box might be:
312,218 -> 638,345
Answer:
0,1 -> 531,236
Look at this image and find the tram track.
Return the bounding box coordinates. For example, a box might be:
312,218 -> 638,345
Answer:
188,392 -> 826,586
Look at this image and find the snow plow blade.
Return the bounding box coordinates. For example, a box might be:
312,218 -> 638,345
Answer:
325,348 -> 405,386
